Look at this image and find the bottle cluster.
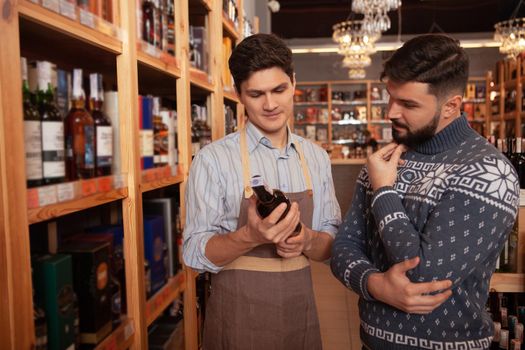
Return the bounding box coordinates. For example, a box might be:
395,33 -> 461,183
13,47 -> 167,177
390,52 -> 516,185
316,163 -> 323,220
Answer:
21,58 -> 115,189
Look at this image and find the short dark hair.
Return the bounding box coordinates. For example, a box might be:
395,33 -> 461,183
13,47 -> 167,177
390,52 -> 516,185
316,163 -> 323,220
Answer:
228,33 -> 294,93
380,34 -> 469,100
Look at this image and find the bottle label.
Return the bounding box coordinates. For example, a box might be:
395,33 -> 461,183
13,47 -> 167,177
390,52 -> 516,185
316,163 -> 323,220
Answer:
42,121 -> 64,152
84,125 -> 95,169
96,126 -> 113,157
42,121 -> 65,178
24,121 -> 43,180
142,129 -> 154,157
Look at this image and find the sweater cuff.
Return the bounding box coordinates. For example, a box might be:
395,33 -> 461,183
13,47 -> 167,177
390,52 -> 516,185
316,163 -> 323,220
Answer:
371,186 -> 407,229
348,260 -> 381,301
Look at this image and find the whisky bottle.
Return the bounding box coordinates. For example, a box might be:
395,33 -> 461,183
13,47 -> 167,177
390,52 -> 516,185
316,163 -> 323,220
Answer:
250,175 -> 301,233
89,73 -> 113,177
21,57 -> 43,188
36,61 -> 66,185
166,0 -> 175,55
65,69 -> 95,180
143,0 -> 155,45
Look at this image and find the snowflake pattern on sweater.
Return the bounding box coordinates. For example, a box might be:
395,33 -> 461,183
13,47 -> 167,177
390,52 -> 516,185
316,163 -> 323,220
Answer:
331,116 -> 519,350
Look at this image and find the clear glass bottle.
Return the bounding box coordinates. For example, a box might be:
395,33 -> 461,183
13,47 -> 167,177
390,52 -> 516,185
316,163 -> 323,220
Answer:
89,73 -> 113,177
65,69 -> 95,180
21,57 -> 43,188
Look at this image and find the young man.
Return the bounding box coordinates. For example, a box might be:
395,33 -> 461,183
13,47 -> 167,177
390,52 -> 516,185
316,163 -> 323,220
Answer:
331,34 -> 520,350
183,33 -> 341,350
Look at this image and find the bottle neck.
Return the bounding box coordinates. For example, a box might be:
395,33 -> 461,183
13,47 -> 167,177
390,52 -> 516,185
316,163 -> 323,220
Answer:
252,185 -> 274,203
72,96 -> 86,109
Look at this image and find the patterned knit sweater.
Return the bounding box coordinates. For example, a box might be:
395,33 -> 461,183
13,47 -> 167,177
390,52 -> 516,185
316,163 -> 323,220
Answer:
331,116 -> 520,350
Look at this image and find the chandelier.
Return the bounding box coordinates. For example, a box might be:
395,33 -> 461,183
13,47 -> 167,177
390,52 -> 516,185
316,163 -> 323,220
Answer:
494,0 -> 525,59
352,0 -> 401,34
332,19 -> 379,79
494,18 -> 525,59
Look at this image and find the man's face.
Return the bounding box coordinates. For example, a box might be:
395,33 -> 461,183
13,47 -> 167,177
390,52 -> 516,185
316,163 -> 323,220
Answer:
386,80 -> 443,148
238,67 -> 295,137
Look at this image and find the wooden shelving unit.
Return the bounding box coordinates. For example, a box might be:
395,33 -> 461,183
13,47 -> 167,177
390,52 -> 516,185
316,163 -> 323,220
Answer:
0,0 -> 256,349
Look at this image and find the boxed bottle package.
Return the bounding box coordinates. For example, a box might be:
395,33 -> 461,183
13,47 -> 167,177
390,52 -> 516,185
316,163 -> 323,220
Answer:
143,215 -> 167,296
32,254 -> 76,350
59,241 -> 112,345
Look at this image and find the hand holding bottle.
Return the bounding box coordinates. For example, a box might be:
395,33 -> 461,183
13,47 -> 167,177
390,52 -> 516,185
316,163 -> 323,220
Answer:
275,225 -> 312,258
245,196 -> 301,245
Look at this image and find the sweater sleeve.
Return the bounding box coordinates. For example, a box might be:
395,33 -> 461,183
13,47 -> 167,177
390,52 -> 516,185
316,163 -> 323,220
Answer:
331,168 -> 380,301
371,157 -> 519,285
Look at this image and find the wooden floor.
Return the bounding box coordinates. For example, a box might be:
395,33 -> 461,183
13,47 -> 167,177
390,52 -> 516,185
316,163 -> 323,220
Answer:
311,261 -> 362,350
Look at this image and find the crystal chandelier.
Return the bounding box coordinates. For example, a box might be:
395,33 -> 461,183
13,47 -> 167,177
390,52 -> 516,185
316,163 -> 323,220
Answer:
494,0 -> 525,59
352,0 -> 401,34
332,19 -> 379,79
494,18 -> 525,59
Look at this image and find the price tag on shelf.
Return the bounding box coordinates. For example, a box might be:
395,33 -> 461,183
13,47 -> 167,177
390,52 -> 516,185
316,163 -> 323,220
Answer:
113,174 -> 125,189
162,166 -> 171,178
38,185 -> 58,206
124,321 -> 134,340
80,179 -> 97,197
42,0 -> 60,13
97,18 -> 114,37
58,0 -> 76,20
79,9 -> 96,29
97,176 -> 113,192
27,188 -> 39,209
57,182 -> 75,202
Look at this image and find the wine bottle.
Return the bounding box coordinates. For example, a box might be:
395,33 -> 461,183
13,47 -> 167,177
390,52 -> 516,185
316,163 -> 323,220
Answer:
36,61 -> 66,185
250,175 -> 301,233
65,69 -> 95,180
21,57 -> 43,188
89,73 -> 113,177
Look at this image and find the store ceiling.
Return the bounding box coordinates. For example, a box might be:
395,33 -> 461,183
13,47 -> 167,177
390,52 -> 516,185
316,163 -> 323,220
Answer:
271,0 -> 525,39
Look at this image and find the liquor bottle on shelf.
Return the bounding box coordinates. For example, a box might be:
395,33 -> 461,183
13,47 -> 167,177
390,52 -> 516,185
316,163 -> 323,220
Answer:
166,0 -> 175,55
89,73 -> 113,177
250,175 -> 301,233
143,0 -> 156,45
65,69 -> 95,180
21,57 -> 43,188
36,61 -> 66,185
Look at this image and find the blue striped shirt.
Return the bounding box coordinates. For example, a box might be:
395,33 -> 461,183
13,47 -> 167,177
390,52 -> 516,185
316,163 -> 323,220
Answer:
183,121 -> 342,273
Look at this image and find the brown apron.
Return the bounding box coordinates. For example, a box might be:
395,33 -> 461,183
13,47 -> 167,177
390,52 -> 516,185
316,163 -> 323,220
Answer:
202,128 -> 322,350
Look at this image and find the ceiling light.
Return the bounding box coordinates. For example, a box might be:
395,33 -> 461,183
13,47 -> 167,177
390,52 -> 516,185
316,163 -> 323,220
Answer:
351,0 -> 401,34
494,17 -> 525,58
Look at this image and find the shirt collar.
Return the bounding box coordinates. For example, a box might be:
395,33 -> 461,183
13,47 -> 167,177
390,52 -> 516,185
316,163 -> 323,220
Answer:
245,121 -> 297,155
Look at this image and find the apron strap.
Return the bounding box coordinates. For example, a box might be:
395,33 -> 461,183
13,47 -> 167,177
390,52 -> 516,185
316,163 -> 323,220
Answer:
240,127 -> 253,198
293,138 -> 313,197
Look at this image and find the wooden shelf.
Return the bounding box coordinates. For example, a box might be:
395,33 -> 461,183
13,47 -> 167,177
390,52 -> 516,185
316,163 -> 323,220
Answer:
27,187 -> 128,224
19,0 -> 122,54
332,100 -> 367,106
94,317 -> 135,350
504,112 -> 517,120
332,120 -> 366,125
490,273 -> 525,292
331,158 -> 367,165
295,101 -> 329,106
141,173 -> 184,193
190,67 -> 214,92
222,14 -> 239,40
137,50 -> 181,78
504,79 -> 518,90
146,271 -> 186,326
224,89 -> 239,103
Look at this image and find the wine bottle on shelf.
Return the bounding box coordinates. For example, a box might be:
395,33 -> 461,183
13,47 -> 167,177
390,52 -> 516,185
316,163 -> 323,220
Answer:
491,321 -> 501,350
166,0 -> 175,55
143,0 -> 155,45
89,73 -> 113,177
21,57 -> 43,188
517,139 -> 525,189
65,69 -> 95,180
36,61 -> 66,185
250,175 -> 301,234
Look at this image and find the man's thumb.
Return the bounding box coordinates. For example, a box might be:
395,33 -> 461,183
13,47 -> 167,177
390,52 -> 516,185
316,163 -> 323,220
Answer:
398,256 -> 420,272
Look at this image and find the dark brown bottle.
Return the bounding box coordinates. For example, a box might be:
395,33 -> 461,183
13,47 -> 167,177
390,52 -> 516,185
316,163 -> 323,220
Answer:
65,69 -> 95,180
21,57 -> 43,188
89,73 -> 113,177
250,175 -> 301,233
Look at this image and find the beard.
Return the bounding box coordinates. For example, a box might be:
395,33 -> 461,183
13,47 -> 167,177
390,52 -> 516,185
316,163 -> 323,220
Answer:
392,111 -> 440,149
